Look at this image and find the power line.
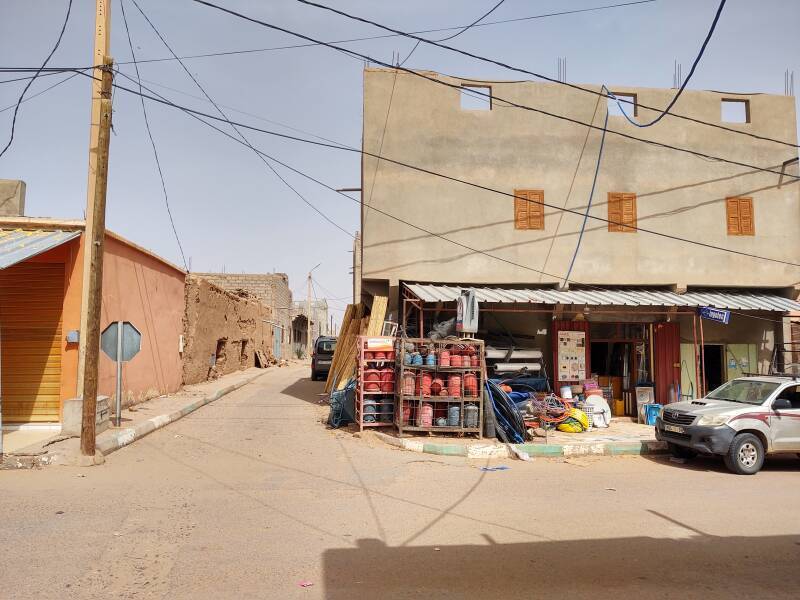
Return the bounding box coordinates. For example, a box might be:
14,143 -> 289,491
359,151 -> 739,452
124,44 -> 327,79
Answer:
104,1 -> 658,67
99,70 -> 800,268
128,0 -> 354,240
399,0 -> 507,67
110,72 -> 800,326
291,0 -> 800,150
563,86 -> 611,286
0,0 -> 73,159
0,71 -> 80,114
120,0 -> 189,270
612,0 -> 726,127
188,0 -> 800,181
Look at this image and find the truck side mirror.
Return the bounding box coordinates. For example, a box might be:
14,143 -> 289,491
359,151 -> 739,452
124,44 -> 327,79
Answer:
772,398 -> 792,411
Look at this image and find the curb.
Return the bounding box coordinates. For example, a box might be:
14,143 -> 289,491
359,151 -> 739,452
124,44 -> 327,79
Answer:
372,431 -> 668,460
96,372 -> 265,456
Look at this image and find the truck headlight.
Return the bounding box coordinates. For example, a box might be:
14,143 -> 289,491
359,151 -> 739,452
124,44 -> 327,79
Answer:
697,414 -> 729,427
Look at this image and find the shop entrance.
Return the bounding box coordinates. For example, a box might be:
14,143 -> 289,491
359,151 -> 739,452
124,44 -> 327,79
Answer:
590,323 -> 651,417
703,344 -> 725,393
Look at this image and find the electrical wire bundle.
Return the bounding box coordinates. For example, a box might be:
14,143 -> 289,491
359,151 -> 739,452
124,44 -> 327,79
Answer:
486,381 -> 526,443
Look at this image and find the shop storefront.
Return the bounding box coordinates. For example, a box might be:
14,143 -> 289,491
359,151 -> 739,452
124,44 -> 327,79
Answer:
400,283 -> 799,417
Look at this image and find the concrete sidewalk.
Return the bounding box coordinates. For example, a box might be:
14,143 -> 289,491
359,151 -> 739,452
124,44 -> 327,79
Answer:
2,367 -> 274,468
371,418 -> 666,460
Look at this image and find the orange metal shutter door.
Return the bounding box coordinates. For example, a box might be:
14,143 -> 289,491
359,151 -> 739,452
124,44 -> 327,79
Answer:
0,262 -> 63,422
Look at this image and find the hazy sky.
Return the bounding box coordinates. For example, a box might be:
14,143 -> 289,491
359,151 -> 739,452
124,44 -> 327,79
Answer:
1,0 -> 799,324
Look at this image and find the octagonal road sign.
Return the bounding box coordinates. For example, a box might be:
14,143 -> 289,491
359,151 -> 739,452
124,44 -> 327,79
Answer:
101,321 -> 142,362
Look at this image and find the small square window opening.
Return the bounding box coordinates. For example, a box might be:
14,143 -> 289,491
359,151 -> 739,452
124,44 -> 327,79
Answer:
721,99 -> 750,123
607,93 -> 638,117
461,85 -> 492,110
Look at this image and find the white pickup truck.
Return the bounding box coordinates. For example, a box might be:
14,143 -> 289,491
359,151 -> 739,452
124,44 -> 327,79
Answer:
654,376 -> 800,474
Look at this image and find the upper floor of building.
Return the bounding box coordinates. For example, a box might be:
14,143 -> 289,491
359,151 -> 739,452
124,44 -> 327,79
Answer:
360,68 -> 800,290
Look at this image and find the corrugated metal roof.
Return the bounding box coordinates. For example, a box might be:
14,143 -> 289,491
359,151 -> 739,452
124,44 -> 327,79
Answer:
404,283 -> 800,312
0,229 -> 81,269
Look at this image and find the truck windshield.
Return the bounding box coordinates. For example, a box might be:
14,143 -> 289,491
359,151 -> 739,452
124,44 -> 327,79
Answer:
317,340 -> 336,353
706,380 -> 780,405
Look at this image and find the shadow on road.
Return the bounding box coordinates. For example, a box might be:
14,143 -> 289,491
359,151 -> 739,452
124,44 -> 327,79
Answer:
323,533 -> 800,599
281,374 -> 326,404
643,453 -> 800,474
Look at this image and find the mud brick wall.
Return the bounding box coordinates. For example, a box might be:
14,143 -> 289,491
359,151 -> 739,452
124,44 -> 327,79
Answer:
183,275 -> 273,384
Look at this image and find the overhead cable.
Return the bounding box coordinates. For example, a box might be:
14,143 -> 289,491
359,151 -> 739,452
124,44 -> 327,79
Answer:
102,70 -> 800,268
0,0 -> 73,159
291,0 -> 800,150
399,0 -> 507,67
188,0 -> 800,180
120,0 -> 189,270
610,0 -> 727,126
129,0 -> 355,240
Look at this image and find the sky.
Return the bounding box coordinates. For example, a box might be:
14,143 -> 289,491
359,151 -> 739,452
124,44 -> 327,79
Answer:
1,0 -> 799,327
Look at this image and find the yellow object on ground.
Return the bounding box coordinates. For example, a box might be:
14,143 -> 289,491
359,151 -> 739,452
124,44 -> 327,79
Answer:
556,408 -> 589,433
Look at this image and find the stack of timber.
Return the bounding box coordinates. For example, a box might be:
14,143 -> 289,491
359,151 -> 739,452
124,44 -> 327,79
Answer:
324,296 -> 388,392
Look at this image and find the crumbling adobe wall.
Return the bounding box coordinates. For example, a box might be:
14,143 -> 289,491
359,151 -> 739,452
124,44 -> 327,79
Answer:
183,275 -> 274,384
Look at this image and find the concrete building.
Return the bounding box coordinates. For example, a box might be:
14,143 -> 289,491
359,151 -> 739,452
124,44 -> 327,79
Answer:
291,299 -> 330,358
359,68 -> 800,407
194,272 -> 292,359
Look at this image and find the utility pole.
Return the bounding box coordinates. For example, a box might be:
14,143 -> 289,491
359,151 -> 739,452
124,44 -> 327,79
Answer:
78,0 -> 113,457
306,263 -> 320,358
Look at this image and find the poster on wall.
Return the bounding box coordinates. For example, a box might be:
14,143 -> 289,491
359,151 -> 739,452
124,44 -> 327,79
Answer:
558,330 -> 586,381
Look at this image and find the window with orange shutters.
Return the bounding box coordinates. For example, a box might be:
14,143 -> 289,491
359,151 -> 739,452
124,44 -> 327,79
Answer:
607,192 -> 637,232
726,197 -> 754,236
513,189 -> 544,230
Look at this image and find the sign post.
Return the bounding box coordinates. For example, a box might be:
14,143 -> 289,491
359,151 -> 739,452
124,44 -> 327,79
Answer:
101,322 -> 142,426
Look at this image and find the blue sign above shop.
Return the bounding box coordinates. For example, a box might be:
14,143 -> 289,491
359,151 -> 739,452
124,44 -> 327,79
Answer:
699,306 -> 731,325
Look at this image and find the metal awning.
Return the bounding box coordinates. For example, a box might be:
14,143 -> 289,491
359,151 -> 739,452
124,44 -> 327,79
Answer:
0,229 -> 81,269
404,283 -> 800,312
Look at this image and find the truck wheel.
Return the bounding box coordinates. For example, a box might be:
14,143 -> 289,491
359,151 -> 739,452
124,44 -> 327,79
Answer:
724,433 -> 764,475
668,443 -> 697,459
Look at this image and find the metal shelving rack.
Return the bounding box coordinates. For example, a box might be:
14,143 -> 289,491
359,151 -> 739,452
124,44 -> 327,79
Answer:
395,338 -> 485,438
355,336 -> 396,432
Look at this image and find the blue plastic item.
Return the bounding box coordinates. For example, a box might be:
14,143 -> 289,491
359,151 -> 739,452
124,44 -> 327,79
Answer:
412,353 -> 424,366
644,403 -> 663,426
425,353 -> 437,366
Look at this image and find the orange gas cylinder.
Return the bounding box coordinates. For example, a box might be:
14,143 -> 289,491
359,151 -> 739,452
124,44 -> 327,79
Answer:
439,350 -> 450,367
448,374 -> 462,398
420,372 -> 433,397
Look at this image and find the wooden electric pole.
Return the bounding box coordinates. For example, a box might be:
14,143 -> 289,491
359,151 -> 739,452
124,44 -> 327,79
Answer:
79,0 -> 113,457
306,272 -> 312,359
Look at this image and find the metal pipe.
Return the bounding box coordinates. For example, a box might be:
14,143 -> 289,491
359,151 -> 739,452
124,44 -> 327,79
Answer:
115,320 -> 123,426
692,313 -> 700,400
699,316 -> 706,397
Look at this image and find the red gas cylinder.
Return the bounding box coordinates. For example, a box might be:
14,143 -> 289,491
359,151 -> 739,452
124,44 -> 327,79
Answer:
430,377 -> 444,396
448,374 -> 462,398
402,372 -> 416,396
439,350 -> 451,367
450,354 -> 463,367
420,372 -> 433,397
401,403 -> 412,424
462,355 -> 472,368
464,373 -> 479,397
374,351 -> 387,361
363,369 -> 380,382
380,368 -> 395,383
417,403 -> 433,427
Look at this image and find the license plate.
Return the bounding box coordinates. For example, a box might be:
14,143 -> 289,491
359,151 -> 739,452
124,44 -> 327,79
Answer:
318,360 -> 331,366
664,424 -> 684,434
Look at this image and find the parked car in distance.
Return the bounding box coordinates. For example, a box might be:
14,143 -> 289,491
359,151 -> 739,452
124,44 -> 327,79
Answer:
311,336 -> 337,381
655,376 -> 800,474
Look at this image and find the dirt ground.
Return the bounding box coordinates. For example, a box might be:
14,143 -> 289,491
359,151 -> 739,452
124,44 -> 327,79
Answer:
2,363 -> 799,599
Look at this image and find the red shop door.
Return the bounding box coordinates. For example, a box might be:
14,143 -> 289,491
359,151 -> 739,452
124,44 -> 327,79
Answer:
653,322 -> 680,404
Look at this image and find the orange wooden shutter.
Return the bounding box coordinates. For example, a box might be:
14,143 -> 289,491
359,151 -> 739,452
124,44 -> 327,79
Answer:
608,193 -> 622,232
514,190 -> 529,229
739,197 -> 754,235
621,193 -> 637,232
726,197 -> 741,234
527,190 -> 544,230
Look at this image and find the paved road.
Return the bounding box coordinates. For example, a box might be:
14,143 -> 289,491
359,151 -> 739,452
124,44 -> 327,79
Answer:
3,364 -> 800,599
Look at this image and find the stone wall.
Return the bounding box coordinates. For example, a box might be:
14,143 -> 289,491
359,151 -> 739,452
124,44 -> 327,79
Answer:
193,272 -> 292,358
183,275 -> 274,384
